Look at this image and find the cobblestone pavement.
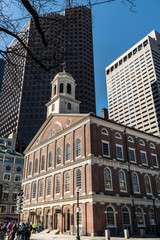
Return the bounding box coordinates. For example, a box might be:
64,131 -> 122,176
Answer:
30,232 -> 160,240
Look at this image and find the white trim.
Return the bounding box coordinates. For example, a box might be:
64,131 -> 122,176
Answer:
0,205 -> 7,214
119,170 -> 127,192
102,140 -> 110,158
115,132 -> 122,139
151,153 -> 158,168
140,150 -> 148,166
116,144 -> 124,160
3,173 -> 11,181
128,136 -> 134,143
144,174 -> 152,195
101,128 -> 108,135
139,140 -> 145,146
129,148 -> 136,163
104,167 -> 113,191
132,172 -> 140,194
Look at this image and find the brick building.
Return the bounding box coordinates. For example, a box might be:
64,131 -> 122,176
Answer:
0,145 -> 24,222
22,72 -> 160,236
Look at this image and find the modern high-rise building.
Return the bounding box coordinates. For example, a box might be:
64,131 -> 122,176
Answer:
106,30 -> 160,137
0,59 -> 5,91
0,5 -> 96,152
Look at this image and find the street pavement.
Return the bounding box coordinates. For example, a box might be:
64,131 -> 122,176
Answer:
30,232 -> 160,240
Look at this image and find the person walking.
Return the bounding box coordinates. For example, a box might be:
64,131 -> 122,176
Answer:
6,223 -> 12,240
20,224 -> 25,240
9,224 -> 17,240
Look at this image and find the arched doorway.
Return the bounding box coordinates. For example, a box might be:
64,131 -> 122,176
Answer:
46,210 -> 51,229
55,209 -> 60,230
37,210 -> 42,224
64,208 -> 70,232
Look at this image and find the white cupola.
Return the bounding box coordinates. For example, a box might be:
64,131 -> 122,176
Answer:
46,70 -> 80,117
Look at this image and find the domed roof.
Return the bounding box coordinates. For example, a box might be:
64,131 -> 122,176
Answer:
57,71 -> 72,77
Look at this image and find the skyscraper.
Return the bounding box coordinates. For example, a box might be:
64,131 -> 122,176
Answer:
0,59 -> 5,91
106,30 -> 160,137
0,5 -> 96,152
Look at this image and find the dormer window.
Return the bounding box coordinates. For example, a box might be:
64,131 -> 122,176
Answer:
67,83 -> 71,94
60,83 -> 64,93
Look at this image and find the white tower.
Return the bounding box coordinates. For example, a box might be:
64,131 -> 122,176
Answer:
46,71 -> 81,117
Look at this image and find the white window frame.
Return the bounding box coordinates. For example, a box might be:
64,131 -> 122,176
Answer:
0,205 -> 7,214
101,128 -> 108,135
144,175 -> 152,195
14,174 -> 22,182
66,143 -> 71,162
150,143 -> 155,149
102,140 -> 110,157
48,151 -> 53,168
115,132 -> 122,139
104,168 -> 113,191
57,147 -> 61,165
128,136 -> 134,143
10,205 -> 17,214
32,182 -> 36,199
139,140 -> 145,146
140,151 -> 148,166
34,158 -> 38,174
129,148 -> 136,163
41,155 -> 45,171
132,172 -> 140,194
136,207 -> 145,227
55,175 -> 60,195
39,180 -> 43,198
122,207 -> 131,226
106,205 -> 117,228
119,170 -> 127,192
65,172 -> 70,193
76,169 -> 82,190
76,138 -> 81,158
47,177 -> 51,196
3,173 -> 11,181
116,144 -> 124,160
151,153 -> 158,168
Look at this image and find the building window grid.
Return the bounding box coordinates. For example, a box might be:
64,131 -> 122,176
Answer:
76,169 -> 82,189
132,173 -> 140,193
151,154 -> 158,167
65,172 -> 70,192
47,178 -> 51,196
32,182 -> 36,199
119,171 -> 127,192
102,141 -> 110,157
104,168 -> 112,190
57,148 -> 61,165
140,151 -> 148,165
116,145 -> 124,160
129,148 -> 136,163
56,175 -> 60,194
144,175 -> 152,195
66,143 -> 71,161
76,138 -> 81,158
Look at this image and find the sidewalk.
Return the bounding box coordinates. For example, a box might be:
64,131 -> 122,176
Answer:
30,232 -> 160,240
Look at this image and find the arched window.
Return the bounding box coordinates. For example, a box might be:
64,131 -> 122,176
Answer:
122,207 -> 130,225
119,171 -> 127,191
104,168 -> 112,190
39,180 -> 43,197
48,151 -> 53,168
26,184 -> 30,200
67,83 -> 71,94
136,208 -> 145,226
149,208 -> 156,226
76,138 -> 81,157
139,140 -> 145,146
132,173 -> 140,193
28,161 -> 32,176
76,169 -> 81,189
65,172 -> 70,192
68,103 -> 71,110
56,175 -> 60,194
101,128 -> 108,135
60,83 -> 63,93
54,85 -> 56,95
156,177 -> 160,194
41,155 -> 45,171
57,147 -> 61,164
47,178 -> 51,196
66,143 -> 71,161
144,175 -> 152,194
128,136 -> 134,143
150,143 -> 155,149
106,206 -> 116,227
34,158 -> 38,173
13,184 -> 20,192
32,182 -> 36,199
115,132 -> 121,139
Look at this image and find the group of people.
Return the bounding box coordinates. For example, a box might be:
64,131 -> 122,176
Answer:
0,221 -> 31,240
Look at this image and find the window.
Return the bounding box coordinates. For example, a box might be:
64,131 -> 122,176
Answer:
3,173 -> 11,181
28,161 -> 32,176
39,180 -> 43,197
132,173 -> 140,193
13,184 -> 20,192
68,103 -> 71,110
48,151 -> 53,168
150,143 -> 155,149
102,141 -> 110,157
129,148 -> 136,162
156,177 -> 160,194
119,171 -> 127,191
116,145 -> 123,160
41,155 -> 45,171
128,136 -> 134,143
34,158 -> 38,173
122,207 -> 130,225
0,206 -> 6,213
76,169 -> 81,189
115,132 -> 121,139
32,183 -> 36,199
14,175 -> 22,182
56,175 -> 60,194
139,140 -> 145,146
151,154 -> 158,167
11,206 -> 17,214
144,175 -> 152,194
136,208 -> 145,226
60,83 -> 63,93
149,208 -> 156,226
47,178 -> 51,196
66,143 -> 71,161
101,128 -> 108,135
57,148 -> 61,164
26,185 -> 30,200
141,151 -> 147,165
76,138 -> 81,157
104,168 -> 112,190
106,206 -> 116,227
67,83 -> 71,94
2,183 -> 9,201
65,172 -> 70,192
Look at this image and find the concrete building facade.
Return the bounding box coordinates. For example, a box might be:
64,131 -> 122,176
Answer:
22,72 -> 160,236
106,30 -> 160,137
0,5 -> 96,153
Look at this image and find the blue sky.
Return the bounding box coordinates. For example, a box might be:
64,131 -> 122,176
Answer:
93,0 -> 160,116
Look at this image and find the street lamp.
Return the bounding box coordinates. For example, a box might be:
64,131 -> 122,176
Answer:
76,187 -> 80,240
152,195 -> 159,237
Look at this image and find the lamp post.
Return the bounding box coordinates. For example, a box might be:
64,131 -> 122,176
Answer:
152,195 -> 159,236
76,187 -> 80,240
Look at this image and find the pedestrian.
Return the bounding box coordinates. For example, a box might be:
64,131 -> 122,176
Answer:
16,225 -> 21,240
24,224 -> 30,240
9,224 -> 17,240
20,223 -> 25,240
6,222 -> 12,240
